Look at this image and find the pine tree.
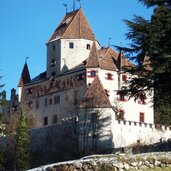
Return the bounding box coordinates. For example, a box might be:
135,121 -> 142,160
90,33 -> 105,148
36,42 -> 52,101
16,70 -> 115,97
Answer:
119,0 -> 171,124
15,110 -> 30,171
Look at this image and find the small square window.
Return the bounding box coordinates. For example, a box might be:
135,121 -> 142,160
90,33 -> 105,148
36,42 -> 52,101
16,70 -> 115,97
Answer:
51,59 -> 56,67
44,117 -> 48,126
51,72 -> 56,77
86,44 -> 91,50
69,42 -> 74,49
106,73 -> 113,80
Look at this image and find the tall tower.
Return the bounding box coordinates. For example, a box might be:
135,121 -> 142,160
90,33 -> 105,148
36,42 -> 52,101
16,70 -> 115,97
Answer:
46,8 -> 99,78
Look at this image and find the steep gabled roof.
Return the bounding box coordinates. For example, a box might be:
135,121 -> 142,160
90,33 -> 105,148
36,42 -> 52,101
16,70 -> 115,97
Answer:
18,63 -> 31,87
98,47 -> 118,70
86,42 -> 99,67
48,8 -> 96,43
81,76 -> 111,108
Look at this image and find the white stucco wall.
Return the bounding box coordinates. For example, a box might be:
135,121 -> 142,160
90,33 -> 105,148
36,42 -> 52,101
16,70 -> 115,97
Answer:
86,68 -> 154,124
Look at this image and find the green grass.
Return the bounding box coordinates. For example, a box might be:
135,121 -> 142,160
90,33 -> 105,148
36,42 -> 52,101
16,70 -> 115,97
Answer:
136,167 -> 171,171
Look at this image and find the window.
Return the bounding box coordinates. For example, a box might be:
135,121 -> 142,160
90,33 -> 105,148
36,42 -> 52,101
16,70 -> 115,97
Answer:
122,74 -> 127,82
52,44 -> 56,51
54,95 -> 60,104
49,98 -> 53,105
44,117 -> 48,126
87,70 -> 97,77
106,73 -> 113,80
91,113 -> 97,123
36,101 -> 39,109
53,115 -> 57,124
86,44 -> 91,50
119,94 -> 126,102
139,112 -> 144,123
27,88 -> 32,94
69,42 -> 74,49
118,109 -> 125,120
51,59 -> 56,67
138,94 -> 147,105
77,73 -> 84,81
45,98 -> 47,107
28,101 -> 33,108
51,72 -> 56,77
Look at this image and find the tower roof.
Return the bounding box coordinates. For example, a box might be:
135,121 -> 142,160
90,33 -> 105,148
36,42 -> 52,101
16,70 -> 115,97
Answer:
48,8 -> 96,43
86,42 -> 99,67
18,62 -> 31,87
81,76 -> 111,108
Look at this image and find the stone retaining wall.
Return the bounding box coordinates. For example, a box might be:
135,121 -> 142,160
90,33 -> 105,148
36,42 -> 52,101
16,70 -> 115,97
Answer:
29,152 -> 171,171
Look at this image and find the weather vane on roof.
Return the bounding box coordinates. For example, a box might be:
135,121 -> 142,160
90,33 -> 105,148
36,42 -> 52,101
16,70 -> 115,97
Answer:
108,37 -> 111,47
63,3 -> 68,14
73,0 -> 81,11
25,57 -> 29,63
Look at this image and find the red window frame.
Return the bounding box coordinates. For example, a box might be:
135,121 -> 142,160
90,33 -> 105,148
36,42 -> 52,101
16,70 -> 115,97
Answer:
122,74 -> 127,82
119,94 -> 126,102
105,73 -> 113,80
139,112 -> 145,123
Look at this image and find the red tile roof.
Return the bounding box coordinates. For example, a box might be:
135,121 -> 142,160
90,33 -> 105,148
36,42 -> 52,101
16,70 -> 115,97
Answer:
81,76 -> 111,108
48,8 -> 96,43
18,63 -> 31,87
98,47 -> 118,70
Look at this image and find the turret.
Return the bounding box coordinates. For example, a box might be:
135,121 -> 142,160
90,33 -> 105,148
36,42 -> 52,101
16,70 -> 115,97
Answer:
18,62 -> 31,102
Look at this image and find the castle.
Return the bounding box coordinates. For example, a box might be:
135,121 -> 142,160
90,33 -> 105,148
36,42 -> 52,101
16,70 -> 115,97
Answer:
18,8 -> 171,149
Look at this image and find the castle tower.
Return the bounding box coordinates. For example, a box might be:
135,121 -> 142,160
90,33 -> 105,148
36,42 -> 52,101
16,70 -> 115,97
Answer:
46,8 -> 100,78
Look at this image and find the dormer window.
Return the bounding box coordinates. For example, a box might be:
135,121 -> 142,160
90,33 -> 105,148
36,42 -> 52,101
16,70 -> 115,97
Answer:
69,42 -> 74,49
51,59 -> 56,67
86,44 -> 91,50
105,73 -> 113,80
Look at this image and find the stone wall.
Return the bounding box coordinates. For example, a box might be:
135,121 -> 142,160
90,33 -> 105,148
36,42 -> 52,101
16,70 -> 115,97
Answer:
28,152 -> 171,171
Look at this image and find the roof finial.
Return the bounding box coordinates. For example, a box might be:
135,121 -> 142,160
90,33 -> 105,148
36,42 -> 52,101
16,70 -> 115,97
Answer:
25,57 -> 29,63
108,37 -> 111,47
73,0 -> 76,11
63,3 -> 68,14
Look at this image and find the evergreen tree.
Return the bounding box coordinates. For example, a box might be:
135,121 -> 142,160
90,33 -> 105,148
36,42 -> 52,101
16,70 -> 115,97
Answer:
119,0 -> 171,124
15,110 -> 30,171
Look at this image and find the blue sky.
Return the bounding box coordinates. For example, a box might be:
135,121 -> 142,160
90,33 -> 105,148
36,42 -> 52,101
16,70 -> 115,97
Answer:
0,0 -> 153,99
